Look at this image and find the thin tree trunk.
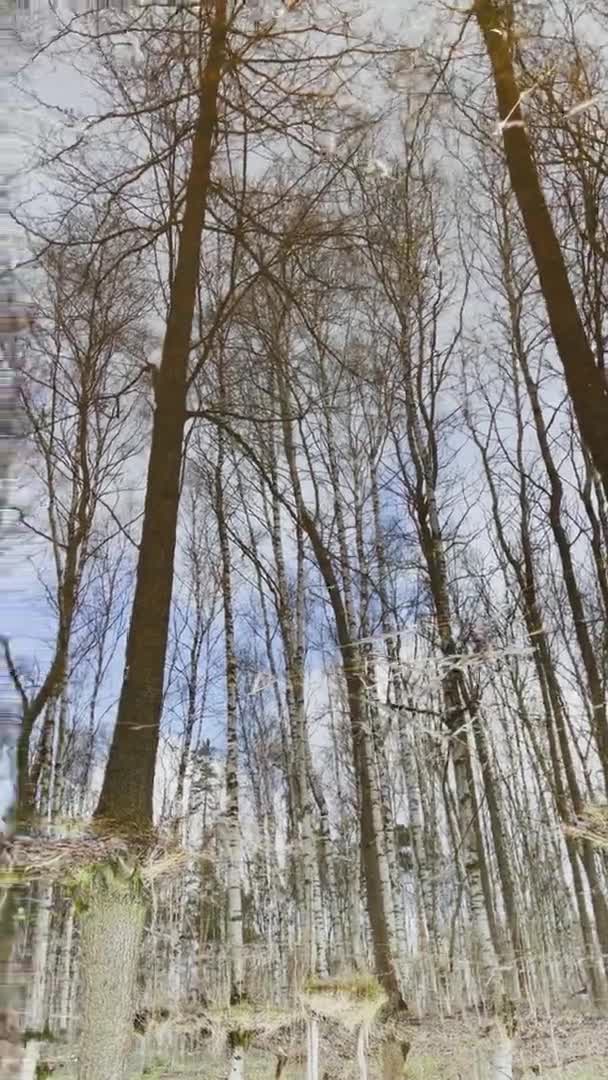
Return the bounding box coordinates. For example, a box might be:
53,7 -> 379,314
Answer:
471,712 -> 524,997
398,371 -> 499,986
59,902 -> 75,1034
265,424 -> 319,976
306,1015 -> 320,1080
260,356 -> 404,1004
357,1021 -> 369,1080
471,414 -> 608,995
214,393 -> 246,1080
215,437 -> 244,1005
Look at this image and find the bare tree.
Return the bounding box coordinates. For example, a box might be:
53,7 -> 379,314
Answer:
472,0 -> 608,493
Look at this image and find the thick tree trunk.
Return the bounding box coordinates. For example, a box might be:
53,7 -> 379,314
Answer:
78,881 -> 146,1080
95,0 -> 228,833
488,1024 -> 513,1080
349,857 -> 364,971
0,708 -> 19,838
474,0 -> 608,495
473,424 -> 608,996
516,339 -> 608,790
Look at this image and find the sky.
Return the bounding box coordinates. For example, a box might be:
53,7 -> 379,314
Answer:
0,0 -> 541,808
0,0 -> 429,651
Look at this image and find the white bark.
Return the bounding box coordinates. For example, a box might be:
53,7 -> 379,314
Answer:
311,856 -> 327,978
349,858 -> 364,970
362,720 -> 400,976
451,733 -> 496,983
167,882 -> 187,1002
397,699 -> 436,947
26,886 -> 52,1033
357,1020 -> 369,1080
18,1042 -> 41,1080
228,1041 -> 246,1080
297,709 -> 316,974
306,1015 -> 319,1080
216,427 -> 244,1008
489,1031 -> 513,1080
59,903 -> 75,1034
375,733 -> 408,964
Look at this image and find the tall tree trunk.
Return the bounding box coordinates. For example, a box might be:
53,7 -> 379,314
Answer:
276,368 -> 404,1006
299,513 -> 403,1003
96,0 -> 228,833
471,710 -> 524,997
398,355 -> 499,987
77,10 -> 229,1080
78,876 -> 146,1080
59,902 -> 75,1035
473,0 -> 608,495
471,414 -> 608,995
215,432 -> 244,1006
517,340 -> 608,791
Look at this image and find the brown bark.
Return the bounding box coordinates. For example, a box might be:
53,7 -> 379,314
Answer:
473,0 -> 608,496
274,362 -> 405,1006
6,377 -> 92,820
517,341 -> 608,790
96,1 -> 228,834
495,219 -> 608,789
471,406 -> 608,987
394,343 -> 501,979
304,515 -> 403,1006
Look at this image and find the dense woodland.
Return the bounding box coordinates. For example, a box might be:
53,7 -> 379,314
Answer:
1,1 -> 608,1078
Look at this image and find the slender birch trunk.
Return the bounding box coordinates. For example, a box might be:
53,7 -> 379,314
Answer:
357,1020 -> 369,1080
215,434 -> 244,1004
401,371 -> 499,987
266,423 -> 318,978
59,902 -> 75,1035
214,397 -> 246,1080
306,1014 -> 320,1080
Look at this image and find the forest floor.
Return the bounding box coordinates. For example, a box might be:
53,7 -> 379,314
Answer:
45,1007 -> 608,1078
